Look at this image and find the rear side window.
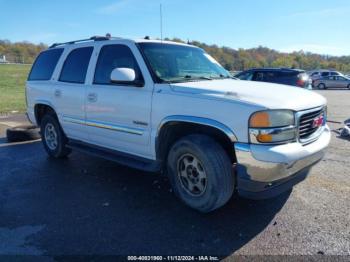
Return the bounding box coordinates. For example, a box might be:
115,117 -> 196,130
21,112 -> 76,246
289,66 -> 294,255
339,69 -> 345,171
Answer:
28,48 -> 63,80
94,44 -> 143,85
254,71 -> 276,81
59,47 -> 93,83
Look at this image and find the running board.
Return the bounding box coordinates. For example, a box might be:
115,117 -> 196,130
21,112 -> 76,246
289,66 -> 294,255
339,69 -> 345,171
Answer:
67,140 -> 161,172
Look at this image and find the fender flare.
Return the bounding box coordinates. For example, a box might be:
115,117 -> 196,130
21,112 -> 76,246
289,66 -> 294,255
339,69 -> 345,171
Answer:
157,115 -> 238,142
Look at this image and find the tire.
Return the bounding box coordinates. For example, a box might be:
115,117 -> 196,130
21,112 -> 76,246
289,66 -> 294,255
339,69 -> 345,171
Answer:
318,83 -> 326,90
347,84 -> 350,90
167,134 -> 234,213
40,113 -> 71,158
6,125 -> 41,142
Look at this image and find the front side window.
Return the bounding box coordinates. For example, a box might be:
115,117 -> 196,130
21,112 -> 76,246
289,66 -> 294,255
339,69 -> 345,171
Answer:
138,43 -> 231,83
59,47 -> 93,83
28,48 -> 64,80
94,44 -> 143,85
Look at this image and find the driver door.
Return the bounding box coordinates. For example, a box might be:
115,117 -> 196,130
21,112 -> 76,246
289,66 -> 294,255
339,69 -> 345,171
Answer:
84,43 -> 153,158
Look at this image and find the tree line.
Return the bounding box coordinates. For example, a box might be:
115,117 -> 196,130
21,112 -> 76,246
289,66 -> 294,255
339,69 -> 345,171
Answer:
1,38 -> 350,73
0,40 -> 47,64
167,38 -> 350,73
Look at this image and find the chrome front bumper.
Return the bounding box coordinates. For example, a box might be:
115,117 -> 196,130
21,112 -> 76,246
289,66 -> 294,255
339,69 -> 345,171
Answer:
234,125 -> 331,199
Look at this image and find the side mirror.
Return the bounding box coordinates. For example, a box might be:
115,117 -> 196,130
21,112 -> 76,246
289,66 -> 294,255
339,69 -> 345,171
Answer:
110,67 -> 136,83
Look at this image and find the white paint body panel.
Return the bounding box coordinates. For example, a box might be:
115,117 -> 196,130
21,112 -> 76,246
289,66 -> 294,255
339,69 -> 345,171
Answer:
26,39 -> 328,162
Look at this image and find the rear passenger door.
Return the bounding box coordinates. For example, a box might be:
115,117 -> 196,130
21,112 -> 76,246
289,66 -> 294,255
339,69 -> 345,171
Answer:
52,46 -> 94,141
84,43 -> 153,159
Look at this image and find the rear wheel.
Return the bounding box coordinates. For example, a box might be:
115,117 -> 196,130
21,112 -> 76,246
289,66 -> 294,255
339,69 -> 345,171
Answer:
167,134 -> 234,213
318,83 -> 326,90
40,113 -> 71,158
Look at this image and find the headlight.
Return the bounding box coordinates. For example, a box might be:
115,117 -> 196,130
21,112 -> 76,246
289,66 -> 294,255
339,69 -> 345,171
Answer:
249,110 -> 296,144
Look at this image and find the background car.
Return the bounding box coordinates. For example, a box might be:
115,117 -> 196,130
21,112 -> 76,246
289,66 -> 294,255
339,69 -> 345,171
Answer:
235,68 -> 311,88
313,75 -> 350,89
309,70 -> 343,81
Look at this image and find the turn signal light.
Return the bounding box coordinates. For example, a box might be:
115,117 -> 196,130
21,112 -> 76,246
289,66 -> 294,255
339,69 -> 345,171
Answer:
256,134 -> 273,143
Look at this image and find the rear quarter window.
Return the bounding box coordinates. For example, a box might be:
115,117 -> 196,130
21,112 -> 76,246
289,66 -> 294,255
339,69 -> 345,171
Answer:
28,48 -> 64,81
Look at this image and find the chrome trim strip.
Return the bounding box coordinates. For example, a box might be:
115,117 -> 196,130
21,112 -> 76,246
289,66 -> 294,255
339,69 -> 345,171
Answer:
62,116 -> 144,136
158,115 -> 238,142
249,126 -> 297,144
62,116 -> 85,125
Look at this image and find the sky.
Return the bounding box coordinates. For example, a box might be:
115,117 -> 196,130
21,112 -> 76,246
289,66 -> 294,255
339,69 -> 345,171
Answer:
1,0 -> 349,56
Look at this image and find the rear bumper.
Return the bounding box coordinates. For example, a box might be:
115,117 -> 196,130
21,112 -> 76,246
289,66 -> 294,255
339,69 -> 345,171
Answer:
234,125 -> 331,199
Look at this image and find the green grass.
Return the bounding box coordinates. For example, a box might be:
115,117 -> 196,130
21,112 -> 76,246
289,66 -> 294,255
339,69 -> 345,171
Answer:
0,64 -> 31,113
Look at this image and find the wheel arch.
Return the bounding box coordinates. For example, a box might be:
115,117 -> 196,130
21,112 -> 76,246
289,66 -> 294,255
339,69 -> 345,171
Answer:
34,100 -> 57,126
156,115 -> 238,165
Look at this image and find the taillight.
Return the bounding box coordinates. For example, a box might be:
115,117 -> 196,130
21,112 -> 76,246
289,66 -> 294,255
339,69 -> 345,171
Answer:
297,73 -> 309,88
296,79 -> 305,87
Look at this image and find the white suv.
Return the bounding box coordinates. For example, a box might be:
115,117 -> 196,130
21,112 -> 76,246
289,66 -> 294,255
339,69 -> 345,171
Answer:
26,36 -> 331,212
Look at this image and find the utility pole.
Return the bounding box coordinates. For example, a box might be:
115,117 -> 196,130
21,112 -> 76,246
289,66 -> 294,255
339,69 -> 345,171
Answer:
160,4 -> 163,42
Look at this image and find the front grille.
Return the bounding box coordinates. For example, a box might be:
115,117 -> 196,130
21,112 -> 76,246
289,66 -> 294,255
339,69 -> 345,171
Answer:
298,108 -> 324,140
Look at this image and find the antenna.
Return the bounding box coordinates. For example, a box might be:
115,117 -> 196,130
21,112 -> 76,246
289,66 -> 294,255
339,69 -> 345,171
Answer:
160,4 -> 163,42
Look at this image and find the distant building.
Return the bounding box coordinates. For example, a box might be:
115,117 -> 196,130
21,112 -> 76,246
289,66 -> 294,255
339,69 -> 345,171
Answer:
0,55 -> 8,63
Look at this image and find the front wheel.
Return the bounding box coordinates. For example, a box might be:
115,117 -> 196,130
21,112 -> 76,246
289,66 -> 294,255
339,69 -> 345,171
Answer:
167,135 -> 234,213
40,113 -> 71,158
347,84 -> 350,90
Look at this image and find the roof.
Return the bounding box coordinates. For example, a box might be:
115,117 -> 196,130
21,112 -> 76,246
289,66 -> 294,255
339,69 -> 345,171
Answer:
248,68 -> 305,72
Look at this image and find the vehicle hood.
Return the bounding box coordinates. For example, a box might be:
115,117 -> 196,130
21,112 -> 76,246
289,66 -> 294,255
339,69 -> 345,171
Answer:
170,79 -> 326,111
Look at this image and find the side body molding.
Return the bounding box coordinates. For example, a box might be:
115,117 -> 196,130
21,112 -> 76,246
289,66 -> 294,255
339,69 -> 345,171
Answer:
157,115 -> 238,142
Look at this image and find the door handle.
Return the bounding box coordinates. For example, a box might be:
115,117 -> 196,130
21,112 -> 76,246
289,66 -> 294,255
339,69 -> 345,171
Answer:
87,93 -> 98,103
54,89 -> 62,98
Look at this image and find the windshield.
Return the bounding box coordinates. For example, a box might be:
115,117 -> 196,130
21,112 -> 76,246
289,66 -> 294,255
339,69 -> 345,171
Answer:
138,42 -> 231,83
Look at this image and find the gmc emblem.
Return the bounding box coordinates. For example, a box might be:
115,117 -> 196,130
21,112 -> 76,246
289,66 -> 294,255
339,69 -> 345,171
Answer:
312,115 -> 324,128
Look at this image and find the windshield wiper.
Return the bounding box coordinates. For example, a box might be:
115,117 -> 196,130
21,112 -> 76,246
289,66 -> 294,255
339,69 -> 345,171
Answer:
165,75 -> 214,83
184,75 -> 213,80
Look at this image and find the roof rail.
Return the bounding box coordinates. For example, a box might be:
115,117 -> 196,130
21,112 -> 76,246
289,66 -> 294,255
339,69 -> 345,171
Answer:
49,34 -> 113,48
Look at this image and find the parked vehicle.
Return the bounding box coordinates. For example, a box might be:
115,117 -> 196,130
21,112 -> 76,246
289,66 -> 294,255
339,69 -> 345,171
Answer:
309,70 -> 343,81
314,75 -> 350,89
235,68 -> 311,88
26,36 -> 330,212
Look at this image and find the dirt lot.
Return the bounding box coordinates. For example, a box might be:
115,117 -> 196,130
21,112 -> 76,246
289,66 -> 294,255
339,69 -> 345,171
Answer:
0,90 -> 349,259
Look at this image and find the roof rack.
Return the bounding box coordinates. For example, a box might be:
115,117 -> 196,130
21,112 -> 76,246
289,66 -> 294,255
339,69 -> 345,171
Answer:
49,34 -> 114,48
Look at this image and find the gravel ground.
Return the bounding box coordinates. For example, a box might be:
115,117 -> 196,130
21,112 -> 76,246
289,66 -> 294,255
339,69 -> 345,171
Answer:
0,90 -> 349,259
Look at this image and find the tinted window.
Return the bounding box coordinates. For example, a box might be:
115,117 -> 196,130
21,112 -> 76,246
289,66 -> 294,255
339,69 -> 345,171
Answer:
59,47 -> 93,83
321,72 -> 329,77
28,48 -> 63,80
254,71 -> 276,82
94,45 -> 143,85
